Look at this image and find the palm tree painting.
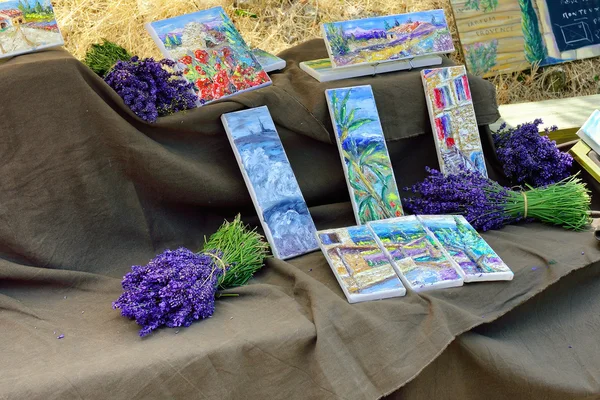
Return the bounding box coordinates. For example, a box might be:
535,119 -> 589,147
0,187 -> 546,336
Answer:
326,85 -> 404,224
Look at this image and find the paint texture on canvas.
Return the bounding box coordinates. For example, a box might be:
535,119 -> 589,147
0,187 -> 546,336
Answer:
322,9 -> 453,68
317,226 -> 405,302
0,0 -> 63,59
251,48 -> 285,71
418,215 -> 513,278
326,85 -> 403,224
422,66 -> 488,177
368,216 -> 463,290
222,106 -> 318,259
147,6 -> 270,105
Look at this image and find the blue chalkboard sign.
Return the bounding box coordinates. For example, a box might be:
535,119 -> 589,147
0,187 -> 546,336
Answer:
546,1 -> 600,52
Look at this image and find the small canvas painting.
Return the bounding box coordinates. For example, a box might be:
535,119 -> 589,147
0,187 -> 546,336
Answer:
221,106 -> 318,259
322,9 -> 454,68
0,0 -> 63,59
146,6 -> 271,106
421,66 -> 488,177
251,48 -> 286,72
325,85 -> 403,225
316,225 -> 406,303
418,215 -> 513,282
368,216 -> 464,291
576,109 -> 600,157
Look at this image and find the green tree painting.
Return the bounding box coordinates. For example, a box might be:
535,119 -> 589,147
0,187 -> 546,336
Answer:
519,0 -> 546,64
464,0 -> 499,12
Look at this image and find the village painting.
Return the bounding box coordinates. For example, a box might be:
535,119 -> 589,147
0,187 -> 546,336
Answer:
0,0 -> 63,59
146,6 -> 270,105
322,9 -> 454,68
317,226 -> 406,303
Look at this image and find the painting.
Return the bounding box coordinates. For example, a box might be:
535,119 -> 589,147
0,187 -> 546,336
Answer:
325,85 -> 404,224
451,0 -> 600,77
421,66 -> 488,177
221,106 -> 318,260
321,9 -> 454,68
146,6 -> 271,106
367,216 -> 464,291
0,0 -> 63,59
576,109 -> 600,157
418,215 -> 514,282
316,225 -> 406,303
251,48 -> 286,72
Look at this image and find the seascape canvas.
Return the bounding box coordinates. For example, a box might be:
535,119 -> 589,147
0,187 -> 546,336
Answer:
418,215 -> 514,282
576,110 -> 600,157
146,6 -> 271,106
316,226 -> 406,303
0,0 -> 63,59
421,66 -> 488,177
321,9 -> 454,68
325,85 -> 404,225
251,48 -> 286,72
221,106 -> 318,260
368,216 -> 464,291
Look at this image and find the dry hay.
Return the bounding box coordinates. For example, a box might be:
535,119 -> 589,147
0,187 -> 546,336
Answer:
52,0 -> 600,105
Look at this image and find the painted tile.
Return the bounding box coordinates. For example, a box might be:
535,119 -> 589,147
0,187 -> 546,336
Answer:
325,85 -> 403,225
0,0 -> 63,59
146,6 -> 271,106
221,106 -> 318,259
367,216 -> 464,292
418,215 -> 513,282
421,66 -> 488,177
576,109 -> 600,157
251,48 -> 286,72
316,225 -> 406,303
322,9 -> 454,68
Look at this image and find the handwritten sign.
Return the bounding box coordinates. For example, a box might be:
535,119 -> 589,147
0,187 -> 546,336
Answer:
546,1 -> 600,52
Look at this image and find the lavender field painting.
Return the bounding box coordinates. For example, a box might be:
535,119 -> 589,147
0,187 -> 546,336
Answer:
368,216 -> 464,291
418,215 -> 513,282
322,9 -> 454,68
221,106 -> 318,259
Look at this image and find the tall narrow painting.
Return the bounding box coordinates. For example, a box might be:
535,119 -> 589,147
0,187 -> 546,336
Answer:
221,106 -> 319,260
322,9 -> 454,68
316,225 -> 406,303
325,85 -> 404,225
421,66 -> 488,177
0,0 -> 63,59
368,216 -> 464,292
146,6 -> 271,106
418,215 -> 514,282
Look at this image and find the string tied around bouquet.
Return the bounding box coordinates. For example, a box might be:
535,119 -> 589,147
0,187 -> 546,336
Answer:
522,191 -> 528,219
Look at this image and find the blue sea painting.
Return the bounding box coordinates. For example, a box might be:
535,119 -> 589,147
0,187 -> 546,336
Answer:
316,226 -> 405,303
221,106 -> 318,259
326,85 -> 403,225
577,110 -> 600,154
367,216 -> 464,291
322,9 -> 454,68
417,215 -> 513,282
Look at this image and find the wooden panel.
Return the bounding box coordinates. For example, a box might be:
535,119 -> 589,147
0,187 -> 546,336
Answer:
570,140 -> 600,182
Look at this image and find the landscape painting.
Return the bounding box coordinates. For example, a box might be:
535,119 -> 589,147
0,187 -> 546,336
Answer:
316,226 -> 406,303
322,9 -> 454,68
146,6 -> 271,106
576,109 -> 600,157
0,0 -> 63,59
421,66 -> 488,177
325,85 -> 403,225
251,48 -> 286,72
418,215 -> 514,282
368,216 -> 464,291
221,106 -> 318,260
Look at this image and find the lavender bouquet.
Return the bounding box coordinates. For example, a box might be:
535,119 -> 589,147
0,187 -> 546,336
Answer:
404,167 -> 591,232
113,215 -> 270,337
493,119 -> 573,187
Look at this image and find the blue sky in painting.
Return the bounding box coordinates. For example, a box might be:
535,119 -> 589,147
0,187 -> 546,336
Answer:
1,0 -> 54,10
327,9 -> 447,33
225,106 -> 276,140
327,85 -> 384,143
150,6 -> 224,37
370,218 -> 424,241
580,109 -> 600,145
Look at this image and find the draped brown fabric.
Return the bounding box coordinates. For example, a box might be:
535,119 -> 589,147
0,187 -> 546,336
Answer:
1,40 -> 599,399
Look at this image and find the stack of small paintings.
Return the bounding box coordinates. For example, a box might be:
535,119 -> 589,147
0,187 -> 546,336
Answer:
571,110 -> 600,183
251,48 -> 286,72
221,106 -> 318,260
316,226 -> 406,303
146,6 -> 271,106
325,85 -> 404,225
0,0 -> 63,59
421,66 -> 488,177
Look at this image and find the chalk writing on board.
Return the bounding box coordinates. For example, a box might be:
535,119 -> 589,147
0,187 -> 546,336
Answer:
547,0 -> 600,52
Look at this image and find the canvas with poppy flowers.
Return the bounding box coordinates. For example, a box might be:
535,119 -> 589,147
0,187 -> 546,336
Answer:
146,6 -> 271,106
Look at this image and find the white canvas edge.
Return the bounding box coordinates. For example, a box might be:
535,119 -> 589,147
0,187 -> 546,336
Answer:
416,214 -> 514,282
261,59 -> 286,73
221,106 -> 318,260
324,84 -> 403,224
322,9 -> 455,69
576,110 -> 600,157
366,217 -> 464,292
315,229 -> 406,303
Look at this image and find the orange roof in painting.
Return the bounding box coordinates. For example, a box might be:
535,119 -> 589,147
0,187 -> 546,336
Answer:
0,9 -> 24,18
